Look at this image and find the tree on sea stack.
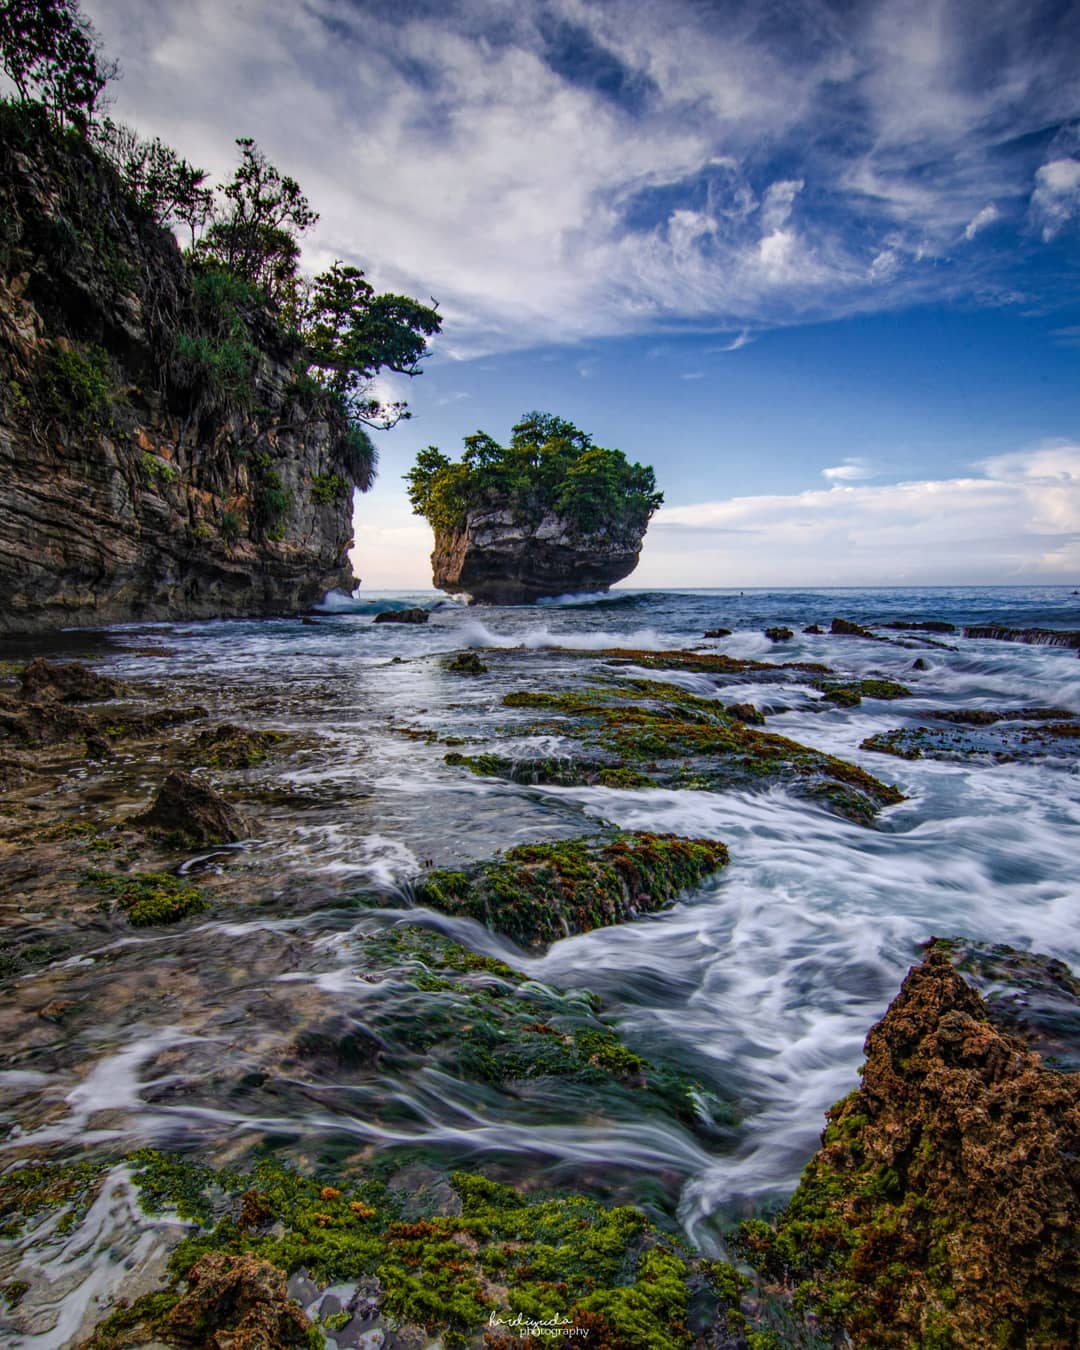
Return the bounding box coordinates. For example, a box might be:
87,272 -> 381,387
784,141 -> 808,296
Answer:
405,412 -> 663,604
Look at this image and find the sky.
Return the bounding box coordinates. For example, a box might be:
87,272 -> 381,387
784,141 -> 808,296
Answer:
83,0 -> 1080,588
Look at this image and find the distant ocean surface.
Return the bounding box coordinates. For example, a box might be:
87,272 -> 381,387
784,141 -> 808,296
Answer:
31,585 -> 1080,1246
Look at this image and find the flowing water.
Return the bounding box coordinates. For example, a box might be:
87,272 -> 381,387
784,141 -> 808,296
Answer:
2,585 -> 1079,1341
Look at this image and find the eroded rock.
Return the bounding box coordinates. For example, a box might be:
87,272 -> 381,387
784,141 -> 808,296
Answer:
132,770 -> 247,845
744,948 -> 1080,1347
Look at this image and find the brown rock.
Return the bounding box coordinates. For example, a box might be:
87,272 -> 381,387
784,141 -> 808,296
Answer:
759,948 -> 1080,1347
431,507 -> 646,604
132,770 -> 247,844
830,616 -> 877,638
373,607 -> 429,624
166,1251 -> 313,1348
19,658 -> 123,703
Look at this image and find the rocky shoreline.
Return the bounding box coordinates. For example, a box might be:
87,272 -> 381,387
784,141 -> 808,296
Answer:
0,627 -> 1077,1348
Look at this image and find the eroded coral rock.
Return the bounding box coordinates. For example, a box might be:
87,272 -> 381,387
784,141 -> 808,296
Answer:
746,948 -> 1080,1347
166,1251 -> 313,1349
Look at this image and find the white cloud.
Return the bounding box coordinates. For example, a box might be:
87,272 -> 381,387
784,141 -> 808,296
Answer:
822,459 -> 872,481
636,444 -> 1080,586
711,331 -> 752,352
963,204 -> 1000,240
82,0 -> 1080,351
1030,158 -> 1080,240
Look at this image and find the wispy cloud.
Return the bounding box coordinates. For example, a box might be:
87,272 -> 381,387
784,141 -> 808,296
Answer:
963,204 -> 999,241
84,0 -> 1080,352
641,444 -> 1080,585
822,458 -> 873,482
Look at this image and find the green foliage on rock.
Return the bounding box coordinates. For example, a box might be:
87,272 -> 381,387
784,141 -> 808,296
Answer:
405,411 -> 663,537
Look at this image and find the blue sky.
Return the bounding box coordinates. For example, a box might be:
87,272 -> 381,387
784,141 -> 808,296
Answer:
86,0 -> 1080,586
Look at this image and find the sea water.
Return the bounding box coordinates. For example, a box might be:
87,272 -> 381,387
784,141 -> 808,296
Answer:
2,585 -> 1078,1335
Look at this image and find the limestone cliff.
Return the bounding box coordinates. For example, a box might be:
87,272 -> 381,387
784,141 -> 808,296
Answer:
432,505 -> 646,604
0,107 -> 358,634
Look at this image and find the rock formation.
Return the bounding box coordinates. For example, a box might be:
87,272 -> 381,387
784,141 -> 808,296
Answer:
0,108 -> 357,633
745,945 -> 1080,1347
431,506 -> 647,604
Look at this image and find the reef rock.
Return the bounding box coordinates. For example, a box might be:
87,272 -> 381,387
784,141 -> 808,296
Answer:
747,947 -> 1080,1347
373,607 -> 428,624
166,1252 -> 313,1348
431,506 -> 647,604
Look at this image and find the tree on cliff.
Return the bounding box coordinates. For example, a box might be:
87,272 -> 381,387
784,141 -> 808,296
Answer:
0,0 -> 114,128
405,413 -> 663,535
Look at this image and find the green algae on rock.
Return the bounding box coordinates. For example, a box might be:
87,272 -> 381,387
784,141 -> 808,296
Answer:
71,1151 -> 754,1350
329,926 -> 733,1133
415,831 -> 729,947
739,948 -> 1080,1348
493,680 -> 904,823
187,723 -> 290,768
862,717 -> 1080,765
83,870 -> 208,926
819,678 -> 912,707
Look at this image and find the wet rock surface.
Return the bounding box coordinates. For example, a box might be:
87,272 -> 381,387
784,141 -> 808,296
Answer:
373,608 -> 429,624
133,769 -> 248,845
743,948 -> 1080,1348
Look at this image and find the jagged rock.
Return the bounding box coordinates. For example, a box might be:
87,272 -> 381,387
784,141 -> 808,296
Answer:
747,948 -> 1080,1347
19,658 -> 123,703
726,702 -> 765,724
803,623 -> 823,634
703,627 -> 732,638
432,506 -> 646,604
132,769 -> 247,844
373,607 -> 429,624
166,1252 -> 313,1348
764,626 -> 793,641
446,650 -> 487,674
911,656 -> 929,670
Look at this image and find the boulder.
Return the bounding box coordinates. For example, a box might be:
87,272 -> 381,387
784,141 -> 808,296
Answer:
373,607 -> 429,624
133,769 -> 247,844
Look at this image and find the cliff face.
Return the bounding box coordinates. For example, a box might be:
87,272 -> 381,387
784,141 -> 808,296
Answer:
432,507 -> 646,604
0,109 -> 356,634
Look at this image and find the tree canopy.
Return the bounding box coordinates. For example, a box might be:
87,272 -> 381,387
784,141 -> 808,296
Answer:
0,0 -> 114,128
0,0 -> 443,465
405,413 -> 663,535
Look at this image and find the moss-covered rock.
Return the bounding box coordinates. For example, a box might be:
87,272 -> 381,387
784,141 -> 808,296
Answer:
819,678 -> 912,707
740,949 -> 1080,1348
83,869 -> 207,925
188,723 -> 289,768
493,679 -> 904,823
416,831 -> 728,947
72,1151 -> 752,1350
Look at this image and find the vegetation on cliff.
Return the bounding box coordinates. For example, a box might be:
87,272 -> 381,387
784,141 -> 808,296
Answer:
0,0 -> 442,626
405,411 -> 663,537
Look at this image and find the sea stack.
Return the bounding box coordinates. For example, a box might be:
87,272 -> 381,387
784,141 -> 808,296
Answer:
406,411 -> 662,604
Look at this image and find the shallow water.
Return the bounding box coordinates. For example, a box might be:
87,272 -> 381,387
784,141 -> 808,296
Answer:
3,585 -> 1080,1336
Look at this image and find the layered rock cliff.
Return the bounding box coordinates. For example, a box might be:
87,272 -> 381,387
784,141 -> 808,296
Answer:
431,505 -> 647,604
0,106 -> 358,634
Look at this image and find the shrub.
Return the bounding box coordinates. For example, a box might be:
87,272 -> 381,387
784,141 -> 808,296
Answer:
40,341 -> 112,425
310,472 -> 349,505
